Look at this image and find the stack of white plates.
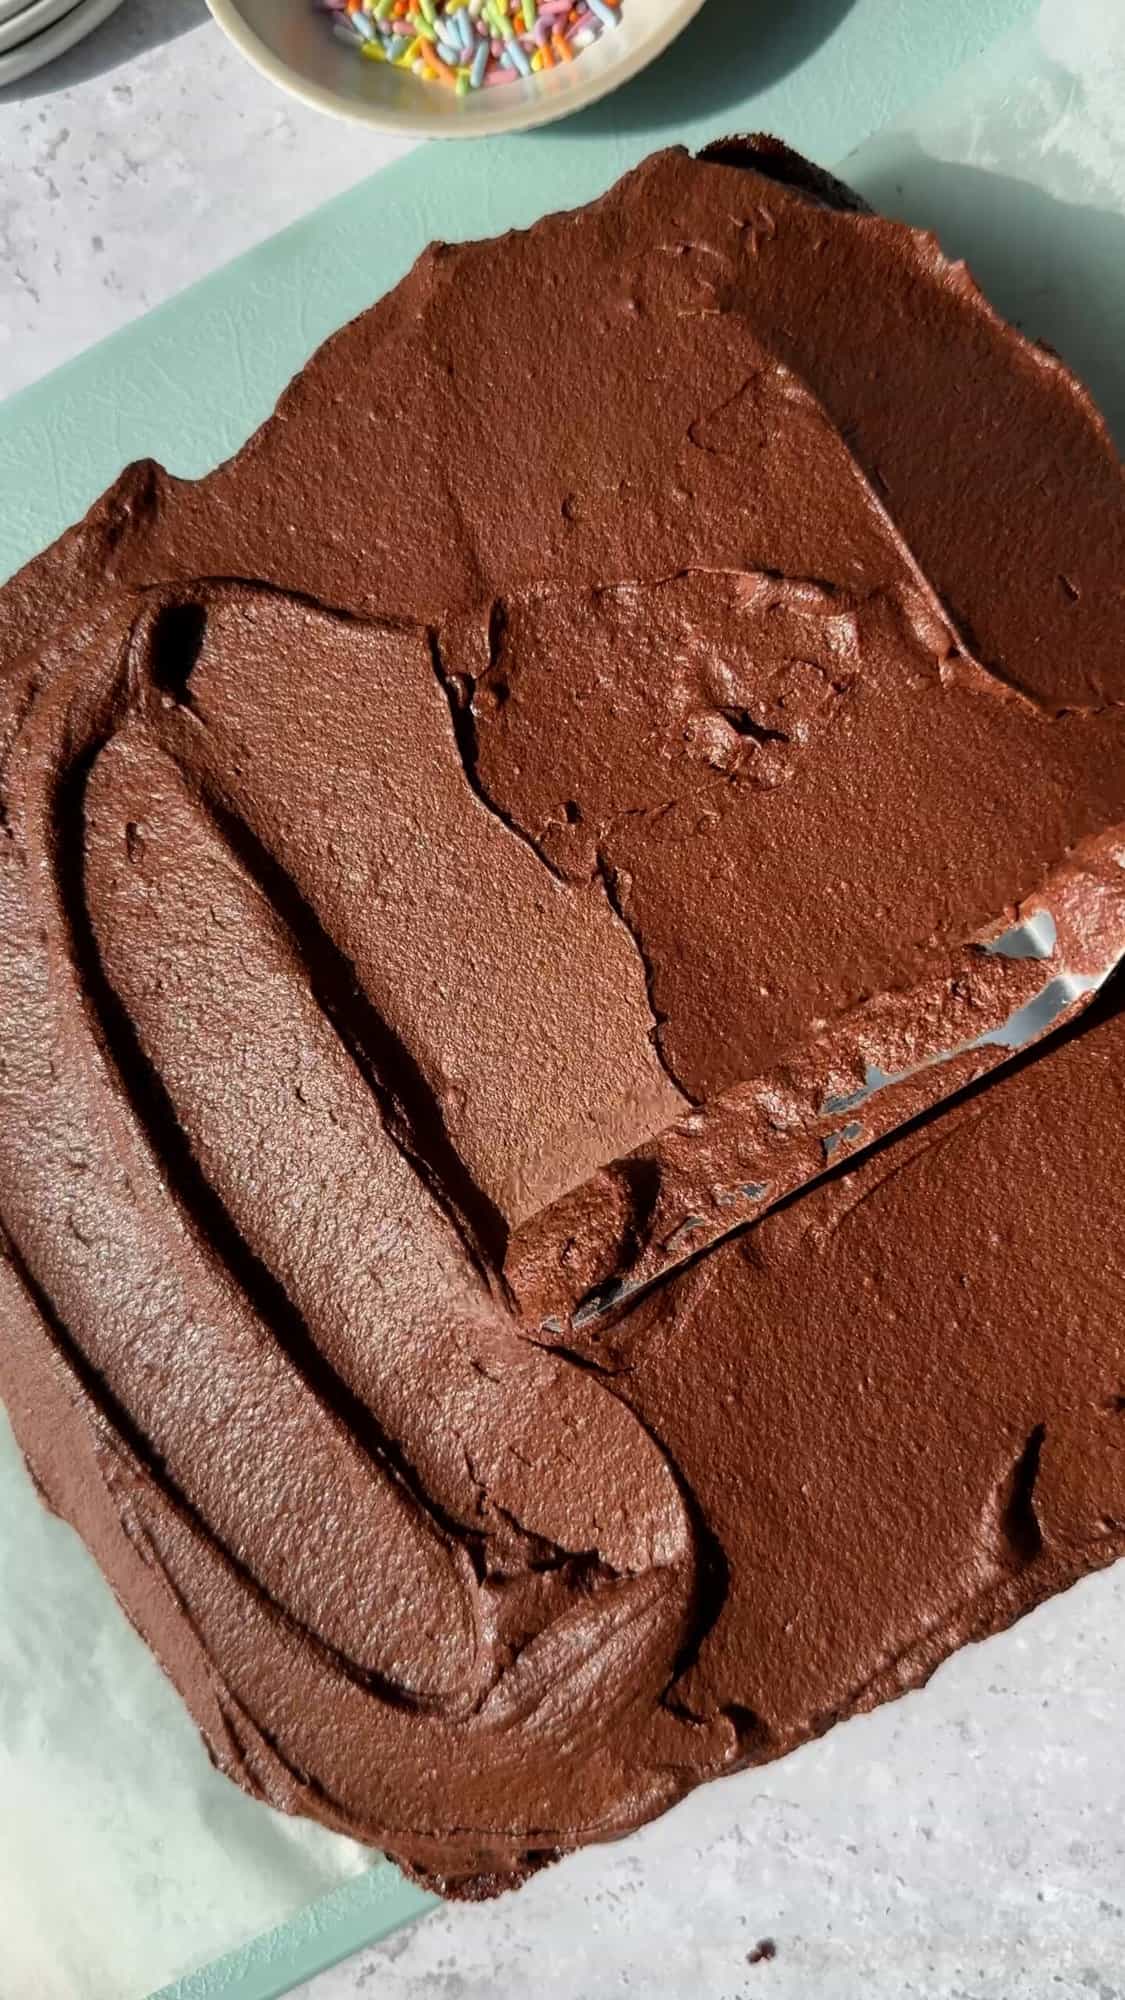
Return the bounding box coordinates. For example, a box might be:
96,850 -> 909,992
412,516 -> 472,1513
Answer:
0,0 -> 125,87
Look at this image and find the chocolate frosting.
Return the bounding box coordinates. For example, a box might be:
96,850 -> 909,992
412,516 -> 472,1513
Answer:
1,141 -> 1124,1897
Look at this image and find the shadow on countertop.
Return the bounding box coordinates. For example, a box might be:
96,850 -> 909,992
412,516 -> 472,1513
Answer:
853,142 -> 1125,452
8,0 -> 1124,471
5,0 -> 853,114
1,0 -> 208,100
562,0 -> 856,136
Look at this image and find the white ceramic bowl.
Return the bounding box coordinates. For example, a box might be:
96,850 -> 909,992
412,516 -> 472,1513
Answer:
0,0 -> 124,85
206,0 -> 706,137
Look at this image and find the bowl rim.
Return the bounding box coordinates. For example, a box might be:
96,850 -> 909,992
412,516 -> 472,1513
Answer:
0,0 -> 124,84
0,0 -> 84,55
205,0 -> 708,139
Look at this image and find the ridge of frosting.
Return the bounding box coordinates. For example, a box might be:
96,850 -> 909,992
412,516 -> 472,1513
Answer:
1,139 -> 1123,1896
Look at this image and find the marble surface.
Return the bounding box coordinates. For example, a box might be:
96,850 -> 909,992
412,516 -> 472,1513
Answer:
2,7 -> 1124,1999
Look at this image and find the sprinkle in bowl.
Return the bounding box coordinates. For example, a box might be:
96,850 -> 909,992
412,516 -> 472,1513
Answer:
206,0 -> 707,136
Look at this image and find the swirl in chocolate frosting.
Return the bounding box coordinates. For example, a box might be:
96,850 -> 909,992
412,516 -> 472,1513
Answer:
1,141 -> 1124,1895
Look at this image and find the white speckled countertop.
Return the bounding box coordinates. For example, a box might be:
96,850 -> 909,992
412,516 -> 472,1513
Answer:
296,1577 -> 1125,2000
2,7 -> 1124,1999
0,0 -> 416,398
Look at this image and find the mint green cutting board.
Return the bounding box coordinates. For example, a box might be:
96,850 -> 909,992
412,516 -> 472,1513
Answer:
0,2 -> 1030,1995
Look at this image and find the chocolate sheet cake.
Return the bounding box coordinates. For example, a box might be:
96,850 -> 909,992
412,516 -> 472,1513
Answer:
0,140 -> 1123,1896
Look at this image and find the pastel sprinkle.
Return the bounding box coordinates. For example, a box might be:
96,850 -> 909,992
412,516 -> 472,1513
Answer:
425,38 -> 457,77
315,0 -> 621,91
